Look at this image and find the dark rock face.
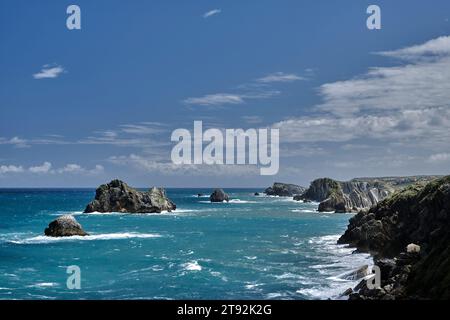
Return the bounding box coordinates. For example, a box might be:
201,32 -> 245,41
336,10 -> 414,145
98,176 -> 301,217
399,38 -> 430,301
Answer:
264,183 -> 306,197
339,176 -> 450,299
84,179 -> 176,213
210,189 -> 229,202
254,192 -> 260,196
45,215 -> 88,237
302,178 -> 392,213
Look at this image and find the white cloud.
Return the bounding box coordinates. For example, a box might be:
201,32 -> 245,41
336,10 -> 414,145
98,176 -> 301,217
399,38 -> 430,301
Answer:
257,72 -> 304,83
183,70 -> 301,107
119,123 -> 166,135
29,162 -> 52,173
0,137 -> 29,148
378,36 -> 450,61
273,107 -> 450,143
0,165 -> 24,174
317,37 -> 450,116
427,153 -> 450,163
203,9 -> 221,18
1,162 -> 104,176
33,65 -> 65,79
109,154 -> 259,176
184,93 -> 244,106
56,164 -> 104,174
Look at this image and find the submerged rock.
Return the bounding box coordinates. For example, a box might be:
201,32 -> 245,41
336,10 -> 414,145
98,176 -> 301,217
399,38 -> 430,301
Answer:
44,215 -> 88,237
264,182 -> 306,197
210,189 -> 229,202
84,179 -> 176,213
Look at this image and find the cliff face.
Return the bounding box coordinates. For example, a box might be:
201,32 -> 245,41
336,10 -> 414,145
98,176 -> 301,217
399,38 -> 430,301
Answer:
300,176 -> 439,213
338,176 -> 450,299
301,178 -> 392,213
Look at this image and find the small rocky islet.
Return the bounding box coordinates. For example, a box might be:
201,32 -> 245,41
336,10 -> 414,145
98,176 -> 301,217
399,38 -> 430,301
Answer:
84,179 -> 176,213
44,215 -> 88,237
210,189 -> 230,202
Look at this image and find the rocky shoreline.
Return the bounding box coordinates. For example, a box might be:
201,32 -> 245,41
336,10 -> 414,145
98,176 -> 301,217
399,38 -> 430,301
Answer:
338,175 -> 450,300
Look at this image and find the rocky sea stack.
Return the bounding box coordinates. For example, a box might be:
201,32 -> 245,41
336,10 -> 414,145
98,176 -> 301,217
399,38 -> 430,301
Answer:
264,182 -> 306,197
84,179 -> 176,213
339,175 -> 450,299
45,215 -> 88,237
210,189 -> 229,202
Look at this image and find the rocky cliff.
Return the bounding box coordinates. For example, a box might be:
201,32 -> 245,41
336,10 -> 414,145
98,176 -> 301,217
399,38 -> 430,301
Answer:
299,178 -> 391,213
84,179 -> 176,213
300,176 -> 439,213
338,176 -> 450,299
264,182 -> 306,197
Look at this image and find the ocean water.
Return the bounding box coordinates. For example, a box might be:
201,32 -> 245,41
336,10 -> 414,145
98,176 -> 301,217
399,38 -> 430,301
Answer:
0,188 -> 372,300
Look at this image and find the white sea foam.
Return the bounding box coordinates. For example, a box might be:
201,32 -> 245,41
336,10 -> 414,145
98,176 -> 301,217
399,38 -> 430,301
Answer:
298,234 -> 373,300
9,232 -> 163,244
66,209 -> 197,216
28,282 -> 58,288
291,209 -> 317,213
228,199 -> 257,204
181,260 -> 202,271
199,199 -> 256,204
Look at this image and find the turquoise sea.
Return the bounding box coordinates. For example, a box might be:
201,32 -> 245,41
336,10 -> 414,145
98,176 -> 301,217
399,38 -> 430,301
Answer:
0,188 -> 371,300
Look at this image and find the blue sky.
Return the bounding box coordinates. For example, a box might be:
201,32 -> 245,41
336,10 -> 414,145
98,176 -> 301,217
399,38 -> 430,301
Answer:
1,0 -> 450,187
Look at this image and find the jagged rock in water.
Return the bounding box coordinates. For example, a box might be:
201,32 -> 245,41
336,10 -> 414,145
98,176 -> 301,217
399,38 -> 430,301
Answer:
339,176 -> 450,299
210,189 -> 229,202
44,215 -> 88,237
84,179 -> 176,213
264,182 -> 306,197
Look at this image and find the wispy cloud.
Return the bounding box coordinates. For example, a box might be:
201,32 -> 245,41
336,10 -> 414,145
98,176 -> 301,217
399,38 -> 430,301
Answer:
377,36 -> 450,61
257,72 -> 304,83
0,136 -> 30,148
119,123 -> 167,135
33,64 -> 65,79
316,36 -> 450,116
183,71 -> 303,107
203,9 -> 221,19
109,154 -> 259,176
184,93 -> 244,106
